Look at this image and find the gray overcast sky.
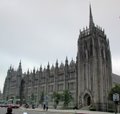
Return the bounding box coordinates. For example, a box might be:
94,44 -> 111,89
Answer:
0,0 -> 120,92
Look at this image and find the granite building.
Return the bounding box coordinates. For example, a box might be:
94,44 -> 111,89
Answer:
77,6 -> 112,110
3,62 -> 22,101
3,6 -> 114,111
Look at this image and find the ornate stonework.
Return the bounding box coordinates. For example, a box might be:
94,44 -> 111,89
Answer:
3,6 -> 114,111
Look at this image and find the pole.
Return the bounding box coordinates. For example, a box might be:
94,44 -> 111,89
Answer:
113,93 -> 119,114
115,101 -> 118,114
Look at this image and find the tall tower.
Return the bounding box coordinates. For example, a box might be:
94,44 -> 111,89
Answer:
77,5 -> 112,111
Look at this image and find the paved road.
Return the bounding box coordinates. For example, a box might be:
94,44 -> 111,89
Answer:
0,108 -> 72,114
0,107 -> 116,114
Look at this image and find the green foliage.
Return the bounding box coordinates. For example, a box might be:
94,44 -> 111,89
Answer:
108,109 -> 114,112
52,91 -> 61,109
107,103 -> 115,112
6,96 -> 8,100
62,90 -> 73,108
15,96 -> 19,99
108,84 -> 120,101
39,91 -> 44,104
89,105 -> 96,111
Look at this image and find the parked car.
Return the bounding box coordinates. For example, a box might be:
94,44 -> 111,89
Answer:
0,104 -> 8,108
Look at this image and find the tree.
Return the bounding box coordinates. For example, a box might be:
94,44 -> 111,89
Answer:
39,91 -> 44,105
52,91 -> 61,109
62,90 -> 73,108
108,84 -> 120,101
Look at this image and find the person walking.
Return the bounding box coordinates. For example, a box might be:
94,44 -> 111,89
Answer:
43,102 -> 46,110
45,104 -> 48,111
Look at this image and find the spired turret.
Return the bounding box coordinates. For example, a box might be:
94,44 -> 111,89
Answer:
77,6 -> 112,111
17,60 -> 22,76
89,4 -> 94,31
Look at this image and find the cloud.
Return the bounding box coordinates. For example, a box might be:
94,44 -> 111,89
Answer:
112,56 -> 120,75
0,0 -> 120,92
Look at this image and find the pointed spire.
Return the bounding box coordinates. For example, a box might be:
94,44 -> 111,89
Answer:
10,65 -> 12,70
27,69 -> 29,75
18,60 -> 22,71
47,62 -> 50,69
65,56 -> 68,65
33,67 -> 35,73
40,65 -> 42,71
89,4 -> 94,30
56,59 -> 58,68
17,60 -> 22,75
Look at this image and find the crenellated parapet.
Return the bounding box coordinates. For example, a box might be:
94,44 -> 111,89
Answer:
3,5 -> 113,111
23,58 -> 76,79
79,25 -> 106,39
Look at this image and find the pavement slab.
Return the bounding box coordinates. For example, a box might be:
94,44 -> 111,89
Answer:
20,107 -> 116,114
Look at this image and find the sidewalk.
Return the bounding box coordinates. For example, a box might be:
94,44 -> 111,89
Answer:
20,107 -> 115,114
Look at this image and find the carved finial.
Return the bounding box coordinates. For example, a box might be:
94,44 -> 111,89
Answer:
33,67 -> 35,73
56,59 -> 58,67
27,69 -> 29,74
18,60 -> 22,69
65,56 -> 68,65
47,62 -> 50,69
40,65 -> 42,71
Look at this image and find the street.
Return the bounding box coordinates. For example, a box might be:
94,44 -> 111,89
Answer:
0,108 -> 71,114
0,107 -> 116,114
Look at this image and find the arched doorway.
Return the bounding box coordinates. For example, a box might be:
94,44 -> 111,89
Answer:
84,94 -> 91,106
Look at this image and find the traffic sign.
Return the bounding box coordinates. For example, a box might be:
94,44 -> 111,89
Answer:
113,93 -> 119,102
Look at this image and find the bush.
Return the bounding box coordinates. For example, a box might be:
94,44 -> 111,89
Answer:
108,109 -> 114,112
89,105 -> 96,111
73,106 -> 78,109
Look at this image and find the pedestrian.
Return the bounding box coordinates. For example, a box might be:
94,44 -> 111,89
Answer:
45,104 -> 48,111
43,103 -> 46,110
45,103 -> 48,111
6,106 -> 13,114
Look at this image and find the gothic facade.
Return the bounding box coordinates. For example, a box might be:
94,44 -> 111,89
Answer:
3,6 -> 113,111
3,62 -> 22,101
77,7 -> 112,110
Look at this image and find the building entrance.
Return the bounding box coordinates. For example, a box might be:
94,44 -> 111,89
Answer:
84,94 -> 91,106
